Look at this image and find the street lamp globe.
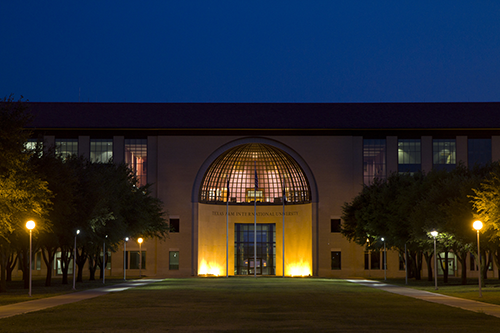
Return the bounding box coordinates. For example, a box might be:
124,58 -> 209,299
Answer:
473,220 -> 483,231
26,220 -> 35,230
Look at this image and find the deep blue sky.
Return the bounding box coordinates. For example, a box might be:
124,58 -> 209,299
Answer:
2,1 -> 500,102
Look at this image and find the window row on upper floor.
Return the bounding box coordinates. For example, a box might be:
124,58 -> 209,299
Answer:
27,138 -> 148,187
363,137 -> 492,185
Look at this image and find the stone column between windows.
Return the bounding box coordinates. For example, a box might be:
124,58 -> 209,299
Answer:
78,136 -> 90,159
386,136 -> 397,174
113,136 -> 124,164
43,136 -> 55,152
147,136 -> 158,196
421,136 -> 432,173
492,136 -> 500,162
456,136 -> 467,168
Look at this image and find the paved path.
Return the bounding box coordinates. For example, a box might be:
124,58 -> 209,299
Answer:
0,279 -> 162,319
347,279 -> 500,318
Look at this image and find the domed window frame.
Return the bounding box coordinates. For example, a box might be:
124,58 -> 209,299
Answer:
195,138 -> 316,206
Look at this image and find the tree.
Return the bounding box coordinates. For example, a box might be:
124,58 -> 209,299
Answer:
0,97 -> 52,292
67,160 -> 169,281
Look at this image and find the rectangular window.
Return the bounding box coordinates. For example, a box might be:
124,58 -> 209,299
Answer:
363,139 -> 386,185
55,139 -> 78,160
371,252 -> 381,270
170,218 -> 180,233
129,251 -> 146,269
468,138 -> 491,168
364,251 -> 369,270
331,219 -> 341,233
125,139 -> 147,187
245,189 -> 263,203
90,139 -> 113,162
331,251 -> 341,270
433,139 -> 456,171
398,139 -> 421,174
169,251 -> 179,270
470,252 -> 476,271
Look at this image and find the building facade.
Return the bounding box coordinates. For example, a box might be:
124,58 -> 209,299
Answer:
25,102 -> 500,280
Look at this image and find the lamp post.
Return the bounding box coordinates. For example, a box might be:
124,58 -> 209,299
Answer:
124,237 -> 129,280
138,237 -> 143,279
430,230 -> 438,290
473,220 -> 483,298
103,235 -> 108,284
381,237 -> 386,281
26,220 -> 35,297
72,229 -> 80,290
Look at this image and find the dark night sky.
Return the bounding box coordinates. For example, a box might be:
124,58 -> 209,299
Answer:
2,1 -> 500,103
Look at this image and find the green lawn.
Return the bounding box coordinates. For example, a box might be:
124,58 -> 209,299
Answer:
1,277 -> 500,332
0,277 -> 125,306
381,277 -> 500,305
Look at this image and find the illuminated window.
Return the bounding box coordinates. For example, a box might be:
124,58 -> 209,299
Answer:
363,139 -> 386,185
200,143 -> 310,205
55,139 -> 78,160
331,251 -> 341,270
90,139 -> 113,162
331,219 -> 341,233
468,138 -> 491,168
433,139 -> 456,171
398,139 -> 421,174
125,139 -> 147,187
25,138 -> 38,151
170,219 -> 179,233
169,251 -> 179,270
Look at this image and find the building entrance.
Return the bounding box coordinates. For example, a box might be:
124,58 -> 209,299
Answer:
234,224 -> 276,275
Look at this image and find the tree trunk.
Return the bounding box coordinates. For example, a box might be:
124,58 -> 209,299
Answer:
0,244 -> 8,292
6,252 -> 18,282
455,250 -> 467,285
60,247 -> 71,285
415,251 -> 423,280
18,249 -> 30,289
88,254 -> 97,281
41,246 -> 57,287
423,252 -> 433,281
481,250 -> 489,281
76,247 -> 87,283
443,251 -> 449,283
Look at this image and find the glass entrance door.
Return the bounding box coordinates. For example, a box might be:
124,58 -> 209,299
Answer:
235,224 -> 276,275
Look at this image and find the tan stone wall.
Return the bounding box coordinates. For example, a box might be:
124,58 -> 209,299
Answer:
198,203 -> 312,276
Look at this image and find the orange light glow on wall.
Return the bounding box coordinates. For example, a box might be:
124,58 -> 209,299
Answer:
287,260 -> 312,277
198,259 -> 223,276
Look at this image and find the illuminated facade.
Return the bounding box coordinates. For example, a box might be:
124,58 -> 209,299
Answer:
25,102 -> 500,279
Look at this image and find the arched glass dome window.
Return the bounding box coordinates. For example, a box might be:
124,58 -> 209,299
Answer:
199,143 -> 311,205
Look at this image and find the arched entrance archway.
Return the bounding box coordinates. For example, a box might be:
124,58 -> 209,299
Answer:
192,138 -> 318,277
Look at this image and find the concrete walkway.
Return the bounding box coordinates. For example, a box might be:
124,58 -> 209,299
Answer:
0,279 -> 163,319
347,279 -> 500,318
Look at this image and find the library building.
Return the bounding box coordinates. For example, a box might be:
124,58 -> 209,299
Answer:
26,102 -> 500,279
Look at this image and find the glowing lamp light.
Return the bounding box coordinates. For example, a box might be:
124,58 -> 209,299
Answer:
473,220 -> 483,231
138,237 -> 143,244
287,260 -> 311,277
26,220 -> 35,230
198,259 -> 222,276
430,230 -> 438,238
